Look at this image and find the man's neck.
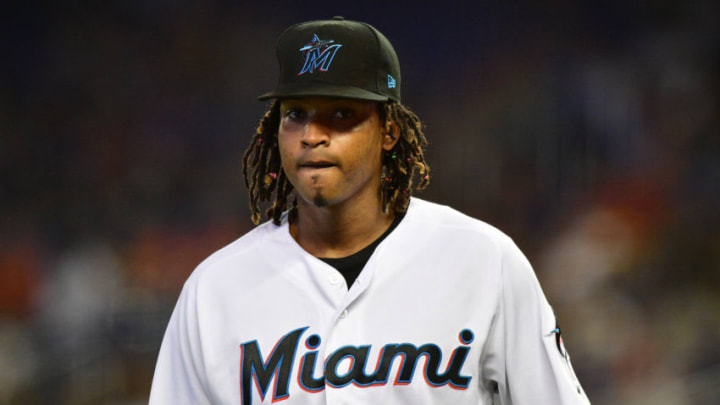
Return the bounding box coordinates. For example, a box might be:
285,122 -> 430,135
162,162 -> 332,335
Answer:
289,195 -> 395,259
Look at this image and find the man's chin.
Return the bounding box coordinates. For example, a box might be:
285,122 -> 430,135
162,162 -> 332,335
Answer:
294,186 -> 336,208
312,193 -> 329,207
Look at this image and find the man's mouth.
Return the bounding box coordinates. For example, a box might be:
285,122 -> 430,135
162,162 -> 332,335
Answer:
299,161 -> 336,169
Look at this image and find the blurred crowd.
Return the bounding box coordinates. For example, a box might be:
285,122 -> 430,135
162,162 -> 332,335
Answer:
1,1 -> 718,404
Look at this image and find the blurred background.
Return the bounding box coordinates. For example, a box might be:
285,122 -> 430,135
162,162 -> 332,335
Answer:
1,1 -> 718,404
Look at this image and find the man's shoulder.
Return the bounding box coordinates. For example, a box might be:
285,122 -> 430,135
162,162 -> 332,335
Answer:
407,197 -> 513,245
188,219 -> 287,282
406,198 -> 531,280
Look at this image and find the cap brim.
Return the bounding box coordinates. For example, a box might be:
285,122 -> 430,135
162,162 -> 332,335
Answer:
258,83 -> 389,102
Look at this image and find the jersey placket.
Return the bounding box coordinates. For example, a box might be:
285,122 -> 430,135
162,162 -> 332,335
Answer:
319,246 -> 383,404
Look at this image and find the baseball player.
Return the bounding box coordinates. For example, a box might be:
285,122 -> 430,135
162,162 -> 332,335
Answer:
149,17 -> 591,404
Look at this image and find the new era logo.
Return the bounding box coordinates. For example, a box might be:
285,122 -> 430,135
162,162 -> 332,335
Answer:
387,74 -> 396,88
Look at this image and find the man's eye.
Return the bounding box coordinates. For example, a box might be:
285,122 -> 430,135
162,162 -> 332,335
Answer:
333,109 -> 353,120
284,109 -> 305,120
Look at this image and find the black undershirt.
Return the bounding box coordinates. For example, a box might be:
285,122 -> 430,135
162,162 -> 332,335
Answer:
319,212 -> 405,288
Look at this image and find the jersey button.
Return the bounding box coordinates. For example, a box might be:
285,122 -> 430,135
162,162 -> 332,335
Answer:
329,273 -> 342,285
340,309 -> 348,318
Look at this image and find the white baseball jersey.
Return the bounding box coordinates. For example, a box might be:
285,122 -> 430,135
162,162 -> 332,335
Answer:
150,197 -> 590,404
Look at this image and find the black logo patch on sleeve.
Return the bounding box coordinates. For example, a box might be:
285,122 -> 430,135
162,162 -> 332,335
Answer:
549,324 -> 567,359
545,312 -> 568,360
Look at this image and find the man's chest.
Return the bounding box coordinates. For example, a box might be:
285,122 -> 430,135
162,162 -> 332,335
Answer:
197,255 -> 500,404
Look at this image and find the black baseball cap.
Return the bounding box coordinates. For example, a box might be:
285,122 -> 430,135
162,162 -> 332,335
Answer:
258,16 -> 401,103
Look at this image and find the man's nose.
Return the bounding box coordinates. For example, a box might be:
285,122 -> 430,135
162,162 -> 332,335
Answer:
301,121 -> 329,148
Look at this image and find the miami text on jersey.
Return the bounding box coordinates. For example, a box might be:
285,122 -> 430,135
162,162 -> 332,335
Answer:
239,327 -> 475,405
297,34 -> 343,75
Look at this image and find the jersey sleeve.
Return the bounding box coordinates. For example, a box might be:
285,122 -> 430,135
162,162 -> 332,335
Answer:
149,275 -> 213,405
480,236 -> 591,405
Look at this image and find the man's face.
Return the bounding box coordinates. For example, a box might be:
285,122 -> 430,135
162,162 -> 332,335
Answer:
278,97 -> 394,209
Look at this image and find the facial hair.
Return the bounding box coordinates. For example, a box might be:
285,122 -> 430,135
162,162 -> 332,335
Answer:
312,192 -> 328,207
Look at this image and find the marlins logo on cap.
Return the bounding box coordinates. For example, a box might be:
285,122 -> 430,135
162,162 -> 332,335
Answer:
298,34 -> 343,75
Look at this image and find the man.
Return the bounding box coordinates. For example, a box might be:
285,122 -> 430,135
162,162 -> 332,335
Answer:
150,17 -> 591,404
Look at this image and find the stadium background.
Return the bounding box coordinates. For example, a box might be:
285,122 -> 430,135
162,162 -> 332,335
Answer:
1,1 -> 718,403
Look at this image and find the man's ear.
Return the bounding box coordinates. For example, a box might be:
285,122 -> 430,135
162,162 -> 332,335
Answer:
382,119 -> 400,151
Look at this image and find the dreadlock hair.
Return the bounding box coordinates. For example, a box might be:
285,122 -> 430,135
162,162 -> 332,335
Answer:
242,99 -> 430,226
